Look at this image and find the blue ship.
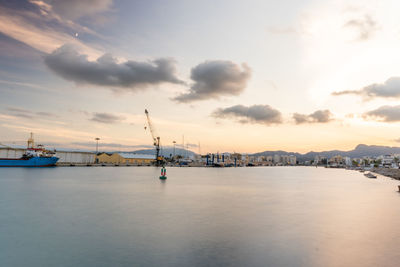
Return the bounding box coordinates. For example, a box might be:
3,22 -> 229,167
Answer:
0,156 -> 59,167
0,133 -> 59,167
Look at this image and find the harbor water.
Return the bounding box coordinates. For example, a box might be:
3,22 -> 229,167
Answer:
1,167 -> 399,267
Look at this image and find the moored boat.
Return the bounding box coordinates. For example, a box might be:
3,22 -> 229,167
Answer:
364,172 -> 377,179
0,156 -> 59,167
0,133 -> 59,167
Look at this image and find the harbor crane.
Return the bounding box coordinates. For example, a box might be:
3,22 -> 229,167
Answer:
144,109 -> 163,166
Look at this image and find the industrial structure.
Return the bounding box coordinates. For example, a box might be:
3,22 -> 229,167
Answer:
144,109 -> 164,166
55,149 -> 95,165
0,144 -> 26,159
96,152 -> 154,165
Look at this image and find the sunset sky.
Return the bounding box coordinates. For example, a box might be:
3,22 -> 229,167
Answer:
1,0 -> 400,153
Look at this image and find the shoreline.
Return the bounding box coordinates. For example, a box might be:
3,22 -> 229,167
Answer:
371,168 -> 400,180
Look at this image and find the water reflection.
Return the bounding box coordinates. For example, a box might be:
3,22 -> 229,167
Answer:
0,167 -> 399,267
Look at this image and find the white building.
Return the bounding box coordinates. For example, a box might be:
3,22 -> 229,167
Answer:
344,157 -> 352,166
381,155 -> 394,167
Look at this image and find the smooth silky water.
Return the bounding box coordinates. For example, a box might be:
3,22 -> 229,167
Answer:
1,167 -> 399,267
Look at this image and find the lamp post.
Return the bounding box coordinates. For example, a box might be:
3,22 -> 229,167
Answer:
95,138 -> 100,154
173,141 -> 176,158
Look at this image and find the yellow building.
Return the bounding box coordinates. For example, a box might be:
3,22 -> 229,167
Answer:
96,153 -> 155,165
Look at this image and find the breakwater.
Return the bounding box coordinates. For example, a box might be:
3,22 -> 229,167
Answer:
372,168 -> 400,180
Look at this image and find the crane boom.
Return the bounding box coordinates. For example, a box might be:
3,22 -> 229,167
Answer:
144,109 -> 163,166
145,109 -> 157,144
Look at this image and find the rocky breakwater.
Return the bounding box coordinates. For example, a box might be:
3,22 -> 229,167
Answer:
372,168 -> 400,180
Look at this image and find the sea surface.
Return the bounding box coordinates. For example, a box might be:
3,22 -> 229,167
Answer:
0,167 -> 399,267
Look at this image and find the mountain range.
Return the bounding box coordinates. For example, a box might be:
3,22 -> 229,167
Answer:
129,144 -> 400,161
252,144 -> 400,161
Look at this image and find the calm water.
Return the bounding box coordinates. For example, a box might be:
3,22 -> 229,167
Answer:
1,167 -> 399,267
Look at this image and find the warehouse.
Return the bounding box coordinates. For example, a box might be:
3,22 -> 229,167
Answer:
0,145 -> 26,159
96,153 -> 154,165
55,150 -> 95,165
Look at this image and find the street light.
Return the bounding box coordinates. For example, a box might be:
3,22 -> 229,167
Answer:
173,141 -> 176,157
95,138 -> 100,154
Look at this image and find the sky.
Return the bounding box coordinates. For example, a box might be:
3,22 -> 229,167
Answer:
1,0 -> 400,153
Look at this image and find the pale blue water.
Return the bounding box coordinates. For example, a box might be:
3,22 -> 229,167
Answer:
0,167 -> 399,267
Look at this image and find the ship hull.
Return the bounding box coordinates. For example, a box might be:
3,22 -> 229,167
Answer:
0,157 -> 59,167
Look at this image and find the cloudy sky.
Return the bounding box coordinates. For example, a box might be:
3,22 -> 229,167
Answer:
1,0 -> 400,153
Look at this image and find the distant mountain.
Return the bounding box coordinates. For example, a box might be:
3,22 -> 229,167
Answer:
129,147 -> 197,158
252,144 -> 400,161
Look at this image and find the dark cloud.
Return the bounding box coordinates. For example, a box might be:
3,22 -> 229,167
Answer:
212,104 -> 282,125
293,110 -> 333,124
6,107 -> 34,119
5,107 -> 56,119
363,105 -> 400,122
7,107 -> 31,113
36,111 -> 55,117
90,112 -> 124,124
72,142 -> 154,149
309,110 -> 332,122
44,45 -> 183,90
343,14 -> 378,41
292,113 -> 308,124
332,77 -> 400,99
174,60 -> 251,102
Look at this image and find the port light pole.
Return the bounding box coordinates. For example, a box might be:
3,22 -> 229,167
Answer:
95,138 -> 100,154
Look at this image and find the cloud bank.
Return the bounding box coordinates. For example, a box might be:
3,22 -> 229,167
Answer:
212,104 -> 282,125
363,105 -> 400,122
174,60 -> 251,102
5,107 -> 56,119
293,110 -> 332,124
0,1 -> 103,57
45,45 -> 183,90
90,112 -> 124,123
332,77 -> 400,99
